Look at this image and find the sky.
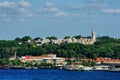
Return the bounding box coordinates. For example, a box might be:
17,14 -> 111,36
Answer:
0,0 -> 120,40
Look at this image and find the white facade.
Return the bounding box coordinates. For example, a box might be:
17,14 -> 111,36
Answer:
92,29 -> 96,40
35,30 -> 96,45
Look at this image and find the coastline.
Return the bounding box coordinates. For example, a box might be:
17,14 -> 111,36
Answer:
0,66 -> 119,72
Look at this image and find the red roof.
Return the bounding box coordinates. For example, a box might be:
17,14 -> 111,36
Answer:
25,56 -> 31,59
96,57 -> 120,63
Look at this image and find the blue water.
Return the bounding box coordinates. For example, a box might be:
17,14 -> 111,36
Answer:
0,69 -> 120,80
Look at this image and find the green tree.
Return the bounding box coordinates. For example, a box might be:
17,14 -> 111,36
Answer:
21,36 -> 32,42
113,45 -> 120,58
73,35 -> 82,39
64,36 -> 71,39
34,37 -> 42,41
15,37 -> 21,42
46,36 -> 57,40
0,58 -> 9,65
10,59 -> 23,66
67,50 -> 76,58
82,61 -> 89,67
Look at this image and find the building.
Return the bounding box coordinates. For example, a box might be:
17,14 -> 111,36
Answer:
62,30 -> 96,45
42,57 -> 66,65
92,29 -> 96,41
51,39 -> 63,45
34,30 -> 96,46
20,54 -> 67,66
35,38 -> 50,46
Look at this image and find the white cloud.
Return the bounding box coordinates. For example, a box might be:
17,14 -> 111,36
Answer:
49,7 -> 59,12
55,12 -> 69,17
37,2 -> 69,18
86,3 -> 107,8
1,0 -> 116,20
19,0 -> 31,8
37,7 -> 59,13
27,13 -> 33,17
37,2 -> 59,13
72,13 -> 80,17
65,3 -> 107,11
45,2 -> 55,8
101,9 -> 120,14
37,2 -> 104,18
86,0 -> 102,2
0,1 -> 16,8
0,0 -> 32,21
19,8 -> 28,13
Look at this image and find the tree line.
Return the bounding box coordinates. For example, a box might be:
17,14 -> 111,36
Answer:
0,36 -> 120,60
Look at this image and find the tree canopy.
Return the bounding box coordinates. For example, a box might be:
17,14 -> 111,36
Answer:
0,36 -> 120,59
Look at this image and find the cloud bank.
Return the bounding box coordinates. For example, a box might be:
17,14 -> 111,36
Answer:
0,0 -> 32,21
0,0 -> 120,21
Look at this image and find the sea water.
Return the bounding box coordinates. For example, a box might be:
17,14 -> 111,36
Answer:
0,69 -> 120,80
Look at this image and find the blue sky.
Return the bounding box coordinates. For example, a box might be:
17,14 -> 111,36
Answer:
0,0 -> 120,40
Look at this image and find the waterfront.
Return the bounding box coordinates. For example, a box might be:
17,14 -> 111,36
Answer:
0,69 -> 120,80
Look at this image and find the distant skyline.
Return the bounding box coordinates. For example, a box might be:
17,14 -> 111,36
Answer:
0,0 -> 120,40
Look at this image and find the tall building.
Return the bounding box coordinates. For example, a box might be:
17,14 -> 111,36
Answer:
92,29 -> 96,40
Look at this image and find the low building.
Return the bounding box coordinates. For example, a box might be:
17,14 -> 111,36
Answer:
42,57 -> 66,65
20,54 -> 67,66
35,38 -> 50,46
51,39 -> 63,45
96,57 -> 120,65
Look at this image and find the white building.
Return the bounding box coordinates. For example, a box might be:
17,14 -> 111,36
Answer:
35,38 -> 50,46
35,30 -> 96,45
20,54 -> 67,66
51,39 -> 63,45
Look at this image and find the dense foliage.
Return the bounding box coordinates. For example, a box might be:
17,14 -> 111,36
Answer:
0,36 -> 120,60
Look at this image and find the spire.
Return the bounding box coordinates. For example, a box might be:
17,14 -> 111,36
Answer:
92,29 -> 96,40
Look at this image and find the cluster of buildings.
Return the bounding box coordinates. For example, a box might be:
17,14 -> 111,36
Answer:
20,54 -> 67,66
8,30 -> 120,71
80,57 -> 120,71
10,54 -> 67,69
9,53 -> 120,71
26,30 -> 96,46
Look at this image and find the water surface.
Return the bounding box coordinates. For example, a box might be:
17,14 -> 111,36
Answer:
0,69 -> 120,80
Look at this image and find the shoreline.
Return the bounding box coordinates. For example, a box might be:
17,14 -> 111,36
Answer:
0,67 -> 120,72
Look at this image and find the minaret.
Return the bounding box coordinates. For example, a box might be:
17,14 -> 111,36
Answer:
92,29 -> 96,40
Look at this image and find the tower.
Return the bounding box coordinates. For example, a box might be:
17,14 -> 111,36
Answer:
92,29 -> 96,40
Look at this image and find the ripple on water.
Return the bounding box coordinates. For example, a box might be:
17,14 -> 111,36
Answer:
0,69 -> 120,80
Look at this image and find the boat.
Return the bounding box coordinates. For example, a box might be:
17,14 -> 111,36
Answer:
54,65 -> 64,69
93,65 -> 109,71
64,65 -> 84,71
109,65 -> 120,72
32,67 -> 38,69
110,68 -> 120,72
80,67 -> 93,71
25,66 -> 32,69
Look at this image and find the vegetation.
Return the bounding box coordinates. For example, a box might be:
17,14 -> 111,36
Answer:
0,36 -> 119,61
10,58 -> 23,67
72,35 -> 82,39
64,36 -> 71,39
40,63 -> 53,68
0,58 -> 9,66
46,36 -> 57,40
